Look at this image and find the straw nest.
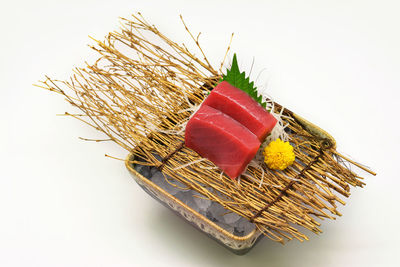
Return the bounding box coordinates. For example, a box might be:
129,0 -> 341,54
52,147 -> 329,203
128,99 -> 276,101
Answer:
39,13 -> 375,244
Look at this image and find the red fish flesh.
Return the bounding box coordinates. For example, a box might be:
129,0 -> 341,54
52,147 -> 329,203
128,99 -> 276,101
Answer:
185,105 -> 260,179
202,81 -> 277,141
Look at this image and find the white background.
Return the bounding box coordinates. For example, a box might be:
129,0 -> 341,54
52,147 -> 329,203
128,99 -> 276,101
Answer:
1,0 -> 399,266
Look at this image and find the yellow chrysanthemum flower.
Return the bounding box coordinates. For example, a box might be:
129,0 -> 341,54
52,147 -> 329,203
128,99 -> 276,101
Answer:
263,138 -> 295,170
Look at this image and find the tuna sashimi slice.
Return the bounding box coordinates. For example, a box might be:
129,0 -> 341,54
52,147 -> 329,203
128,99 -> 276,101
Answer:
202,81 -> 277,141
185,105 -> 260,179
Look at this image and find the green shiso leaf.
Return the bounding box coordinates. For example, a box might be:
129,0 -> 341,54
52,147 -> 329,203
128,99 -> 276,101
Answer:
221,54 -> 267,108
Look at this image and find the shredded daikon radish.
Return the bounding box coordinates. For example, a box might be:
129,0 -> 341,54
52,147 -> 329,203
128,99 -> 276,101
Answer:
241,173 -> 283,188
278,169 -> 301,182
219,171 -> 224,181
248,160 -> 266,188
253,104 -> 290,165
146,121 -> 186,136
200,165 -> 219,170
182,90 -> 195,108
172,158 -> 206,170
177,107 -> 195,114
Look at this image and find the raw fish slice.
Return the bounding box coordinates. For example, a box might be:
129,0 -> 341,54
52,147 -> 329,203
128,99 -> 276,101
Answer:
185,105 -> 260,179
203,81 -> 277,141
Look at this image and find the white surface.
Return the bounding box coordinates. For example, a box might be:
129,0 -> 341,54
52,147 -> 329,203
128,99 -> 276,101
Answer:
1,1 -> 399,266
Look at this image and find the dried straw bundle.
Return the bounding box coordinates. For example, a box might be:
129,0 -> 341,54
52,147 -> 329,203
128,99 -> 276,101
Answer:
39,13 -> 375,244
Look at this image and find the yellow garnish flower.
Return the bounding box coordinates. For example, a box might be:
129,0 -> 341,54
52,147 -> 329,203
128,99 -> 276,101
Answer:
263,138 -> 295,170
